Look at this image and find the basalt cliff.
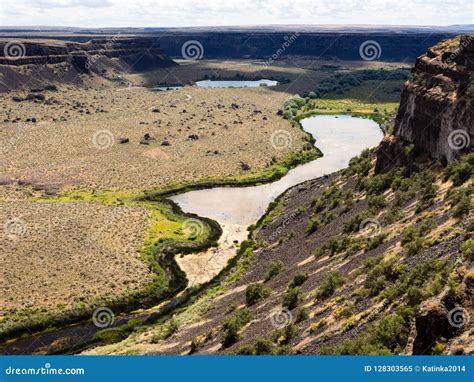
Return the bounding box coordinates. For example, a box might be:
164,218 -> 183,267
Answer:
377,35 -> 473,173
0,37 -> 176,91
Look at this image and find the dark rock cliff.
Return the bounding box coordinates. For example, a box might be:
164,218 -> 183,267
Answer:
0,37 -> 176,71
376,35 -> 473,173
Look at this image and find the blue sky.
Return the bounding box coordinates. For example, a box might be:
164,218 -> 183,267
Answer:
0,0 -> 472,27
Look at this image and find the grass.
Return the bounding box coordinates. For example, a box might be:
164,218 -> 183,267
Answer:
0,188 -> 217,342
144,146 -> 321,200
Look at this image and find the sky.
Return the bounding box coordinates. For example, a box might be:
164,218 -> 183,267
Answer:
0,0 -> 472,28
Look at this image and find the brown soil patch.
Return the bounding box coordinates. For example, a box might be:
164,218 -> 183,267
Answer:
0,201 -> 152,312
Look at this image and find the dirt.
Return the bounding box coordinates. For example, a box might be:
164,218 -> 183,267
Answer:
0,201 -> 152,312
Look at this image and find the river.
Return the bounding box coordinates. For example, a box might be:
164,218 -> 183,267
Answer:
170,115 -> 383,286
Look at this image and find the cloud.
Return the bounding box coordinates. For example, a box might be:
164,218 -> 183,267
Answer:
0,0 -> 472,28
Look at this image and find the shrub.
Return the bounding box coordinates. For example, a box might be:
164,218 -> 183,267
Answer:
372,314 -> 409,352
405,238 -> 424,256
365,233 -> 387,252
282,287 -> 302,310
189,336 -> 204,354
311,198 -> 324,212
334,304 -> 353,319
162,317 -> 179,339
245,283 -> 271,306
309,319 -> 327,333
290,272 -> 309,287
295,308 -> 309,323
444,154 -> 474,186
400,226 -> 417,246
221,308 -> 253,347
233,338 -> 276,355
344,211 -> 372,233
368,195 -> 387,212
452,195 -> 471,218
306,218 -> 321,234
341,318 -> 356,332
461,239 -> 474,261
272,323 -> 298,345
264,261 -> 283,281
314,271 -> 345,300
406,286 -> 424,306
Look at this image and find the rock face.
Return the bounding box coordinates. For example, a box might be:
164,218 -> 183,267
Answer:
374,135 -> 414,174
156,32 -> 456,61
0,37 -> 176,71
405,280 -> 473,355
399,36 -> 473,159
377,35 -> 473,172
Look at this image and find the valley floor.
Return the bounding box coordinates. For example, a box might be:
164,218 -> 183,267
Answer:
1,58 -> 417,353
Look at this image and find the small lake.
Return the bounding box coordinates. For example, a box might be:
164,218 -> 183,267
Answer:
196,79 -> 278,88
170,115 -> 383,226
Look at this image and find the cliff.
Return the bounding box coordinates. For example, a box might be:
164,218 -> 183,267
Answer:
376,35 -> 473,173
0,37 -> 176,91
0,37 -> 176,69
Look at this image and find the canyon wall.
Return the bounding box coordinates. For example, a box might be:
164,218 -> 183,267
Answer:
376,35 -> 473,172
1,31 -> 458,62
0,37 -> 176,71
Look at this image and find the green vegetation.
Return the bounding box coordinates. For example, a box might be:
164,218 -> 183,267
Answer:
245,283 -> 271,306
221,308 -> 253,347
443,152 -> 474,186
308,69 -> 408,100
271,323 -> 298,345
461,239 -> 474,261
306,218 -> 321,234
264,261 -> 284,282
289,272 -> 309,288
314,271 -> 345,300
232,338 -> 290,355
282,287 -> 302,310
295,308 -> 309,323
93,319 -> 141,345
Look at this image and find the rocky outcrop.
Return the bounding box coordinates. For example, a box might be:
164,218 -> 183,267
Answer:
0,37 -> 176,72
374,135 -> 414,174
376,35 -> 473,172
405,276 -> 473,355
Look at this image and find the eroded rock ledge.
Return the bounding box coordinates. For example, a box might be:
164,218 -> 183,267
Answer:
376,35 -> 473,173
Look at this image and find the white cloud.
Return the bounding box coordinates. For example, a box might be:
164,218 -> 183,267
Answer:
0,0 -> 472,27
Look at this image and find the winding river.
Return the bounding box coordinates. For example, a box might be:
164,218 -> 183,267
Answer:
0,114 -> 383,355
171,115 -> 383,286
